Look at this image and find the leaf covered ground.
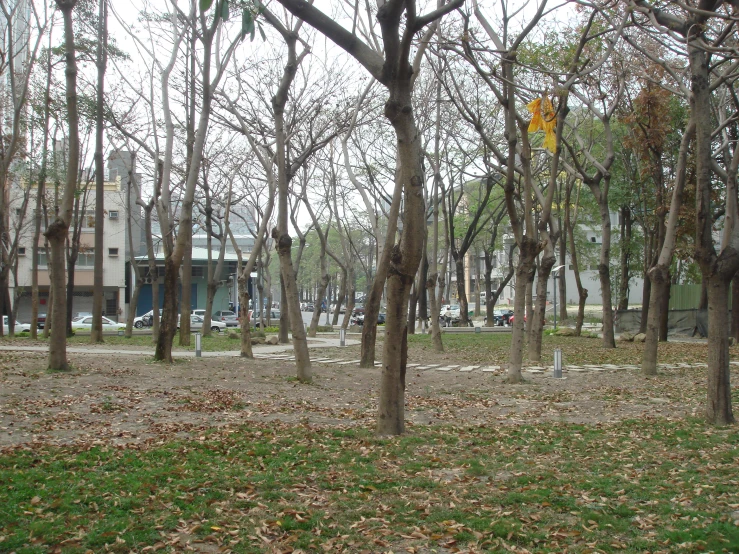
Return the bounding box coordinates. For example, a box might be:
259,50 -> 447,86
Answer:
1,335 -> 738,553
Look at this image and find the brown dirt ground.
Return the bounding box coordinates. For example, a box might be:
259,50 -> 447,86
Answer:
0,339 -> 725,453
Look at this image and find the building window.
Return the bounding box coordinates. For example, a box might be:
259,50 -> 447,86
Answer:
15,208 -> 21,216
18,247 -> 26,256
590,237 -> 596,243
568,264 -> 573,270
109,210 -> 119,220
108,248 -> 119,257
78,249 -> 95,267
192,266 -> 205,278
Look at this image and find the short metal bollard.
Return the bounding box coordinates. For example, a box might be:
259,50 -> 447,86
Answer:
340,328 -> 346,347
195,332 -> 202,357
118,329 -> 124,336
553,348 -> 563,378
475,326 -> 481,334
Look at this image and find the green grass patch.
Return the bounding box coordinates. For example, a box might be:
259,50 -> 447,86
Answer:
2,418 -> 738,552
407,332 -> 739,367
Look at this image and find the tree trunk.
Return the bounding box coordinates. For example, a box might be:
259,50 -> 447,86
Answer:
597,200 -> 616,348
278,274 -> 290,343
566,187 -> 587,336
239,287 -> 253,358
454,257 -> 469,326
418,254 -> 428,323
154,258 -> 178,363
642,265 -> 669,376
640,275 -> 652,334
509,238 -> 538,383
46,0 -> 80,371
47,233 -> 69,370
66,253 -> 77,337
309,271 -> 328,337
43,283 -> 52,339
731,273 -> 739,343
273,57 -> 310,374
706,277 -> 735,424
558,228 -> 567,321
127,282 -> 141,338
332,273 -> 345,326
90,0 -> 107,344
341,268 -> 355,330
528,249 -> 554,363
525,270 -> 534,339
360,173 -> 402,368
690,41 -> 736,425
407,279 -> 418,334
31,38 -> 53,340
617,206 -> 631,311
659,279 -> 670,341
376,81 -> 427,436
179,241 -> 192,345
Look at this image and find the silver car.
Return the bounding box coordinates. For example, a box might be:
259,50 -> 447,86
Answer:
179,315 -> 226,333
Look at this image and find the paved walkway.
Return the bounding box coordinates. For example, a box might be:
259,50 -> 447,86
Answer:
0,336 -> 361,358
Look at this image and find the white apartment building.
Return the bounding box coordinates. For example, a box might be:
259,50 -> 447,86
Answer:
11,150 -> 137,321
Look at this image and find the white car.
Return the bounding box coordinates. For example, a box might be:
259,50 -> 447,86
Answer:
133,309 -> 162,328
178,314 -> 226,333
3,316 -> 31,334
71,315 -> 126,330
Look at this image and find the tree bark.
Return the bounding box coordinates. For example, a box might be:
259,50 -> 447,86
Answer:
731,273 -> 739,343
46,0 -> 80,371
91,0 -> 108,344
377,79 -> 428,435
706,277 -> 735,424
31,31 -> 54,340
528,247 -> 554,362
509,238 -> 538,383
565,181 -> 587,335
596,195 -> 616,347
558,225 -> 567,321
690,40 -> 736,425
179,239 -> 192,344
154,258 -> 179,363
360,172 -> 402,367
617,206 -> 631,311
271,29 -> 311,378
640,272 -> 652,334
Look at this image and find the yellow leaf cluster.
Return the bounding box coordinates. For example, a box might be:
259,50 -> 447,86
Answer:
527,96 -> 557,152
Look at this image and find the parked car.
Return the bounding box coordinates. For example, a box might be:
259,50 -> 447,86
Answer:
351,312 -> 386,326
3,316 -> 31,334
192,309 -> 206,317
180,314 -> 226,333
133,309 -> 163,328
36,314 -> 47,330
254,309 -> 281,327
71,315 -> 126,330
303,304 -> 315,312
487,309 -> 513,326
213,310 -> 239,327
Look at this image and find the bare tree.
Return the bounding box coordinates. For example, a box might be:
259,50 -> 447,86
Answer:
45,0 -> 80,370
628,0 -> 739,424
90,0 -> 107,343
